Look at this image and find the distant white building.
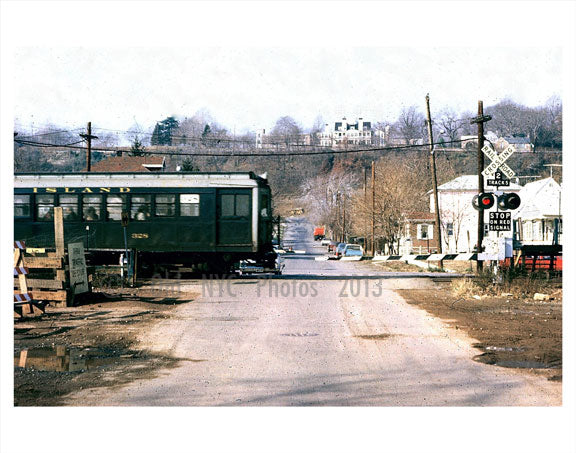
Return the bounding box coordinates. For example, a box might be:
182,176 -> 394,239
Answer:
496,136 -> 534,153
255,129 -> 265,149
319,117 -> 373,147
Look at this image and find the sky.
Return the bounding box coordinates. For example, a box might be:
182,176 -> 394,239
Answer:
13,46 -> 563,135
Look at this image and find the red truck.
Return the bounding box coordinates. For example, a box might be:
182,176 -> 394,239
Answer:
313,227 -> 325,241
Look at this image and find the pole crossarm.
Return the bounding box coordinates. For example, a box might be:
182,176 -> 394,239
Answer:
470,114 -> 492,124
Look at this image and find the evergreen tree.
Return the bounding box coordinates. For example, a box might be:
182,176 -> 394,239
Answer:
201,124 -> 212,146
130,137 -> 146,156
181,157 -> 199,171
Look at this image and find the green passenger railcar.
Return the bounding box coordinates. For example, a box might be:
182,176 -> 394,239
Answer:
14,172 -> 277,273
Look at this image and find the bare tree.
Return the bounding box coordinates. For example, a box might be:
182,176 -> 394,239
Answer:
438,108 -> 462,146
309,114 -> 325,147
396,106 -> 426,144
271,116 -> 302,149
348,155 -> 429,254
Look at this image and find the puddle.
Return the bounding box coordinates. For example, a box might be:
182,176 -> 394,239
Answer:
14,346 -> 136,373
473,352 -> 560,369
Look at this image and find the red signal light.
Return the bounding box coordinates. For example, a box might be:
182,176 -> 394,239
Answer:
472,193 -> 495,210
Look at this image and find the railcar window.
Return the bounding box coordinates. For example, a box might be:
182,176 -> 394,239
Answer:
155,194 -> 175,217
180,194 -> 200,217
14,195 -> 31,217
131,195 -> 152,221
106,194 -> 125,221
220,194 -> 250,217
59,194 -> 79,221
236,195 -> 250,217
260,193 -> 269,218
221,194 -> 235,217
83,194 -> 102,221
36,195 -> 55,221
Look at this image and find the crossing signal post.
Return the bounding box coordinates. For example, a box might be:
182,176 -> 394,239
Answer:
472,145 -> 521,275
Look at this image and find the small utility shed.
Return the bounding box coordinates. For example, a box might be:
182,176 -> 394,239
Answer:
513,177 -> 562,245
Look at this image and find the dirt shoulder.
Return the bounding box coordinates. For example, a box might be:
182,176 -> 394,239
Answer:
397,282 -> 562,382
13,288 -> 198,406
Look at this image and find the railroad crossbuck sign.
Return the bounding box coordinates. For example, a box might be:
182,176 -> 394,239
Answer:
481,145 -> 516,179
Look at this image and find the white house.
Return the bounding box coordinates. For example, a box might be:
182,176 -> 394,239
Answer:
513,177 -> 562,245
319,117 -> 373,147
431,175 -> 522,253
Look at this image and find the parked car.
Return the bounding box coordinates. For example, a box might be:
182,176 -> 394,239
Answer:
343,244 -> 364,257
320,238 -> 331,246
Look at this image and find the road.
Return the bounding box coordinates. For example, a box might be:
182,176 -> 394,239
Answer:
68,217 -> 561,406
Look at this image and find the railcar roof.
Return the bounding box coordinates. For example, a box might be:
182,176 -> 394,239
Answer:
14,172 -> 269,189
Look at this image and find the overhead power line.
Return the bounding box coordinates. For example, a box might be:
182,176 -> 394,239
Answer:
14,136 -> 561,158
14,137 -> 485,157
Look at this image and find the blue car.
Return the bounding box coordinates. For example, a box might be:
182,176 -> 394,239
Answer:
343,244 -> 363,257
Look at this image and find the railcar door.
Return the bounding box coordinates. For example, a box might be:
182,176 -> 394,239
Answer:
216,189 -> 252,246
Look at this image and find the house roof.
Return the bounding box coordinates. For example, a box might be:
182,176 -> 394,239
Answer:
405,211 -> 435,222
514,177 -> 562,220
89,155 -> 166,172
436,175 -> 522,191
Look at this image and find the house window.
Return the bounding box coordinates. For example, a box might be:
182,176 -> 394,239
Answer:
83,195 -> 102,221
14,194 -> 31,218
446,222 -> 454,236
155,194 -> 175,217
36,195 -> 55,221
180,194 -> 200,217
417,224 -> 433,240
131,195 -> 152,221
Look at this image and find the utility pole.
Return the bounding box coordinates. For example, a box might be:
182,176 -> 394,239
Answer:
80,122 -> 98,172
342,193 -> 347,243
371,161 -> 376,256
364,167 -> 368,251
425,94 -> 443,266
470,102 -> 492,272
336,191 -> 341,242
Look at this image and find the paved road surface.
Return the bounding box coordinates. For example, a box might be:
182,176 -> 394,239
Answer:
69,217 -> 561,406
